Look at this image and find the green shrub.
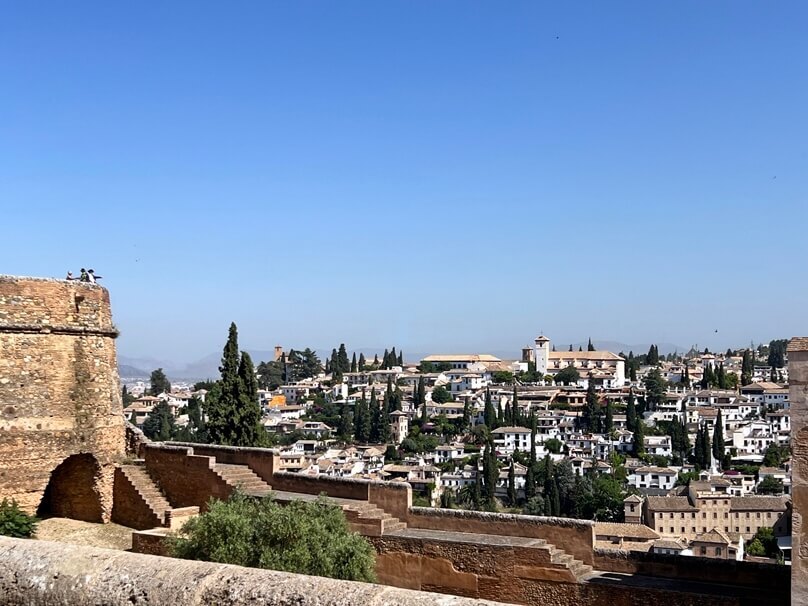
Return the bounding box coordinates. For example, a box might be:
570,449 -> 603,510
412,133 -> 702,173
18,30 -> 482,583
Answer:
168,492 -> 376,582
0,499 -> 38,538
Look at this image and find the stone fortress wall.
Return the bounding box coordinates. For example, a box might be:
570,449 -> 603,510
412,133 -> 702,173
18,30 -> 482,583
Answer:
790,337 -> 808,605
0,276 -> 125,520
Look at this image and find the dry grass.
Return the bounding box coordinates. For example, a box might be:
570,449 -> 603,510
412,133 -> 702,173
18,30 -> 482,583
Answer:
34,517 -> 134,551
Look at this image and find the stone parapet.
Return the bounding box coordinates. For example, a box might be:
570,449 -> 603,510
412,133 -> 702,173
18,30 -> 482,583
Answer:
0,537 -> 508,605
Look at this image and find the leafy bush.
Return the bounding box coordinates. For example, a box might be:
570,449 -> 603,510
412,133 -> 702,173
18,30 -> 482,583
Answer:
0,499 -> 38,538
168,492 -> 376,582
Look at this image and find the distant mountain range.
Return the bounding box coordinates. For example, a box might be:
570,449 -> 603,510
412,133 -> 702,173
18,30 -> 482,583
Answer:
118,341 -> 685,380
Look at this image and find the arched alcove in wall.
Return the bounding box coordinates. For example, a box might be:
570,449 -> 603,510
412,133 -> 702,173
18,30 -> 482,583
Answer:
37,453 -> 104,522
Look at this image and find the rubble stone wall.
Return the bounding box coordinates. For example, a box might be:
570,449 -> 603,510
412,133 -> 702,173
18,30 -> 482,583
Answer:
406,507 -> 596,565
789,337 -> 808,606
0,276 -> 124,520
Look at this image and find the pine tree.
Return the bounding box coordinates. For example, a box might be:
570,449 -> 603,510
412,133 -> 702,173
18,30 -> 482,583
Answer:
358,353 -> 366,372
350,353 -> 357,373
507,460 -> 517,505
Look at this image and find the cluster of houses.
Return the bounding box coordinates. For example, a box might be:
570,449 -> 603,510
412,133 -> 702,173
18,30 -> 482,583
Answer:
124,335 -> 793,562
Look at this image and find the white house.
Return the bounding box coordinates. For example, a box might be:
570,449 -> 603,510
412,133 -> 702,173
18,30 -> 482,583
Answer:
629,466 -> 678,491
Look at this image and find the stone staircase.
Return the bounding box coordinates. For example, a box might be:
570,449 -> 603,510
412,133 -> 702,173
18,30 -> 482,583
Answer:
212,463 -> 273,496
118,463 -> 172,527
546,544 -> 594,581
339,500 -> 407,536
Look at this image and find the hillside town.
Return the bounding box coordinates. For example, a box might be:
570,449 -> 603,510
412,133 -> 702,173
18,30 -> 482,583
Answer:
124,334 -> 793,564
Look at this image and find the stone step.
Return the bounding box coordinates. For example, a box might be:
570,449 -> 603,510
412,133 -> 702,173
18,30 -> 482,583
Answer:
119,465 -> 172,525
213,463 -> 273,493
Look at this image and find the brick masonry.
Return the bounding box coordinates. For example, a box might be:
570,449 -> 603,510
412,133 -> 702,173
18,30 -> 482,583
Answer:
0,276 -> 124,520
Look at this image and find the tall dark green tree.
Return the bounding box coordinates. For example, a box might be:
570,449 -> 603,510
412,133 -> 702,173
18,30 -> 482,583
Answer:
712,409 -> 725,466
397,351 -> 403,366
626,390 -> 637,433
741,351 -> 753,386
142,402 -> 175,441
682,365 -> 691,388
581,380 -> 602,433
587,338 -> 595,351
507,460 -> 517,505
149,368 -> 171,396
369,389 -> 382,443
643,368 -> 666,411
511,387 -> 519,426
205,323 -> 266,447
482,435 -> 499,510
604,398 -> 614,433
338,400 -> 353,441
483,387 -> 495,429
354,390 -> 371,443
461,396 -> 471,431
350,353 -> 357,373
632,418 -> 645,457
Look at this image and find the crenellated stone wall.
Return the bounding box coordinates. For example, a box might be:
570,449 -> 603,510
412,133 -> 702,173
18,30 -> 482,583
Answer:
0,276 -> 125,520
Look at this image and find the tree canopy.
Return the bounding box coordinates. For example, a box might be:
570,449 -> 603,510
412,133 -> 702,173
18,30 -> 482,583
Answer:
169,492 -> 376,582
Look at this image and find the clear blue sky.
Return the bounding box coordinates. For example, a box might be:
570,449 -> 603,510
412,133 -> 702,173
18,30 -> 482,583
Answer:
2,2 -> 806,364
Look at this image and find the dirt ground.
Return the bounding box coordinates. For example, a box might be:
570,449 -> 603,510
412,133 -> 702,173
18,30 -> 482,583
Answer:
34,517 -> 134,551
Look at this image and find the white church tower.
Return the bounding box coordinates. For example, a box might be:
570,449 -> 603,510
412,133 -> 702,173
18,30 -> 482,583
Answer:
534,335 -> 551,375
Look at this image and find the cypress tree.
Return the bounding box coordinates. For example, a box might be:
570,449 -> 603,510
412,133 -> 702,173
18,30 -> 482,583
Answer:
626,389 -> 637,433
713,409 -> 725,466
205,323 -> 265,447
397,351 -> 403,366
683,365 -> 691,388
483,388 -> 495,429
369,389 -> 381,442
483,435 -> 499,510
587,338 -> 595,351
605,399 -> 614,433
338,399 -> 353,440
350,352 -> 357,373
569,344 -> 573,352
358,353 -> 366,372
462,396 -> 471,431
632,418 -> 645,457
507,460 -> 517,505
355,390 -> 371,443
336,344 -> 349,372
379,391 -> 391,444
373,353 -> 379,368
381,349 -> 389,370
512,387 -> 519,426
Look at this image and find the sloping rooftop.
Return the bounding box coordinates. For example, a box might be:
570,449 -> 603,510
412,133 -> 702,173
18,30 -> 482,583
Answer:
788,337 -> 808,352
594,522 -> 659,540
646,496 -> 698,512
421,354 -> 502,362
548,351 -> 624,361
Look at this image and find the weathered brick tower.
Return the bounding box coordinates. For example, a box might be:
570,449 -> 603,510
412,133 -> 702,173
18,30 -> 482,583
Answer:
0,276 -> 125,521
